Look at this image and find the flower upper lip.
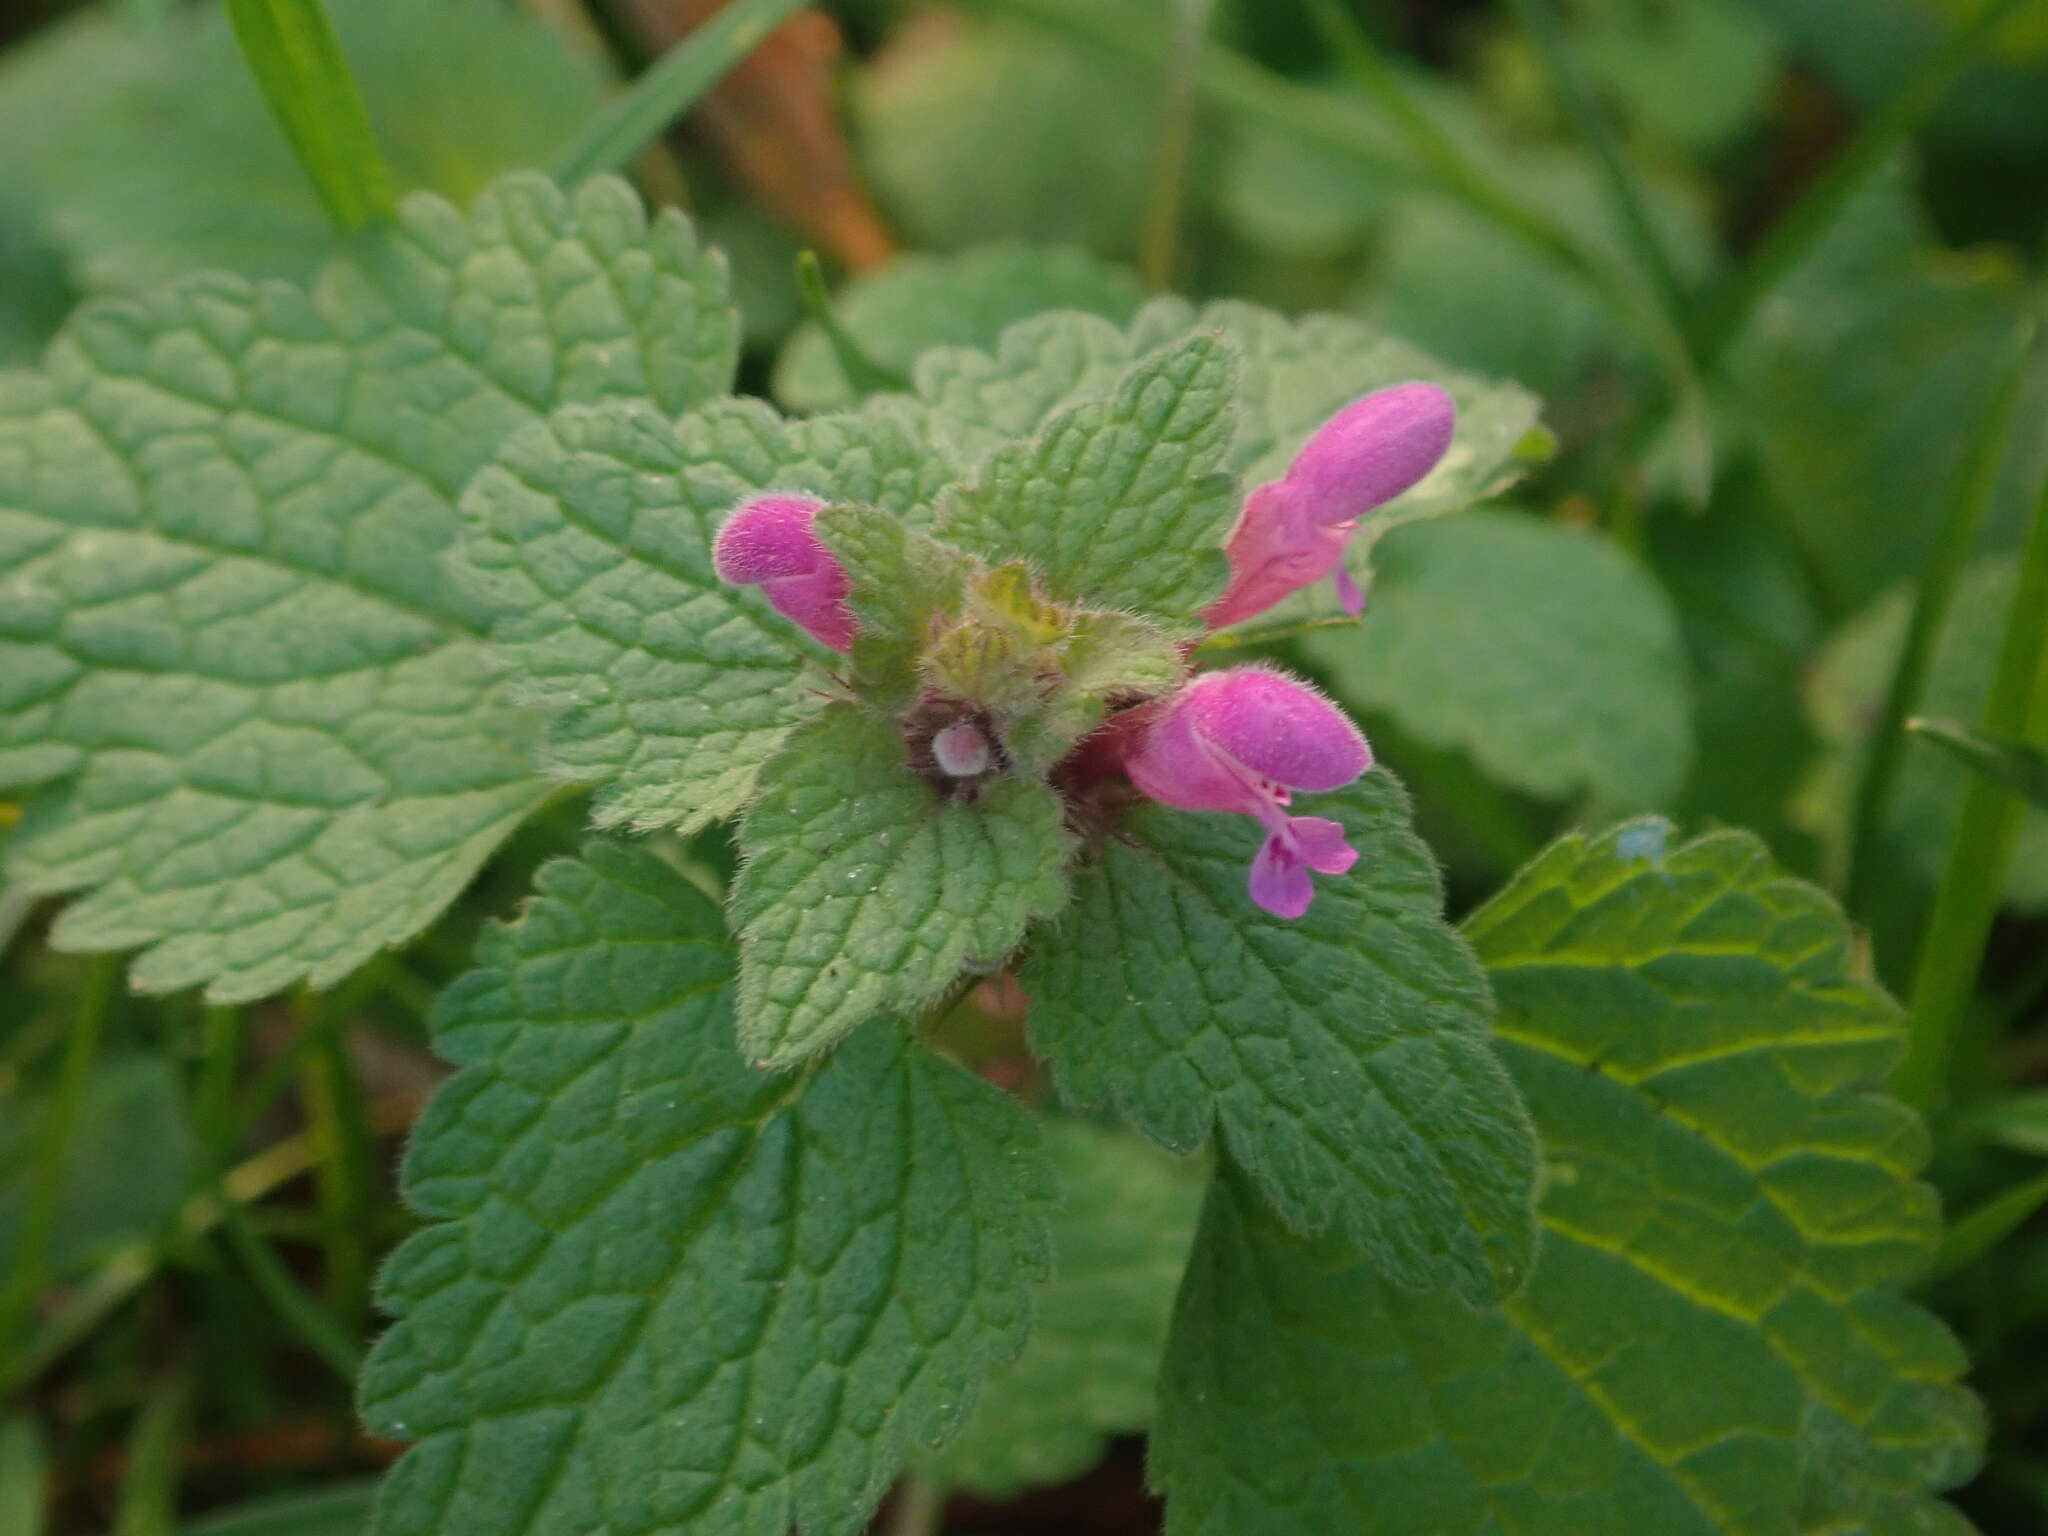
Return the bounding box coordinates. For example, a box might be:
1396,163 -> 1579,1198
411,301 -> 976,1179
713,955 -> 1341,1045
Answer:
1204,382 -> 1456,630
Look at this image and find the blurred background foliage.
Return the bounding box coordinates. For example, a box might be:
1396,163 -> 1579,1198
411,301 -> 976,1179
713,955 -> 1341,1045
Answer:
2,0 -> 2047,1531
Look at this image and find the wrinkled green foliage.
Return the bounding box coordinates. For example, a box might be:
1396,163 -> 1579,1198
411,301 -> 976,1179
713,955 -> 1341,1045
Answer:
361,844 -> 1053,1536
1026,774 -> 1539,1306
916,1120 -> 1204,1498
732,707 -> 1071,1068
7,2 -> 2047,1532
0,173 -> 730,1001
1156,824 -> 1980,1535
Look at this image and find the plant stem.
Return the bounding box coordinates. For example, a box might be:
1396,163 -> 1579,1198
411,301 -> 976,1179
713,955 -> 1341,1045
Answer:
1702,0 -> 2032,364
888,1474 -> 947,1536
1928,1169 -> 2048,1282
112,1371 -> 189,1536
297,988 -> 374,1330
1139,0 -> 1218,290
196,1004 -> 241,1163
1498,0 -> 1694,347
794,250 -> 909,394
0,954 -> 119,1360
551,0 -> 810,185
224,0 -> 395,231
1843,322 -> 2034,913
1897,455 -> 2048,1108
218,1202 -> 365,1381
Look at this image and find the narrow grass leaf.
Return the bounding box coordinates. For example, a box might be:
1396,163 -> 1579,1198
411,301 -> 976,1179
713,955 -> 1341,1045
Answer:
224,0 -> 394,230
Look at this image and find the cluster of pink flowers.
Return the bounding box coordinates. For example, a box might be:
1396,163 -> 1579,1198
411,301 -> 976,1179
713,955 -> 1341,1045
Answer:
713,380 -> 1455,918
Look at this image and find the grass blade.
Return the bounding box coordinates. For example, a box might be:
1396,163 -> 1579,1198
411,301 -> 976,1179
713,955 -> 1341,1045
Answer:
224,0 -> 395,231
1897,448 -> 2048,1108
794,251 -> 909,394
1843,322 -> 2035,913
1139,0 -> 1219,289
1909,717 -> 2048,808
1929,1169 -> 2048,1282
551,0 -> 811,185
113,1372 -> 190,1536
0,1417 -> 45,1536
0,955 -> 119,1361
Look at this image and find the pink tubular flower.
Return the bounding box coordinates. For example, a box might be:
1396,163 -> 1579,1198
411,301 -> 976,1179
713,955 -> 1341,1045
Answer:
711,494 -> 856,652
1126,666 -> 1372,919
1205,382 -> 1456,629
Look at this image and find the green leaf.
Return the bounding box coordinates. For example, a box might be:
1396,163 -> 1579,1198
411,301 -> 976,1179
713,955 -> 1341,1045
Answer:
0,1057 -> 193,1280
937,334 -> 1237,626
0,173 -> 735,1001
0,0 -> 610,295
814,505 -> 976,706
456,399 -> 957,834
1731,163 -> 2045,613
224,0 -> 395,232
773,243 -> 1145,415
1303,511 -> 1695,812
1805,557 -> 2048,908
1908,716 -> 2048,808
1571,0 -> 1784,151
851,11 -> 1163,258
909,298 -> 1542,636
360,843 -> 1054,1536
732,707 -> 1074,1069
916,1119 -> 1204,1499
1154,822 -> 1981,1536
1023,772 -> 1539,1305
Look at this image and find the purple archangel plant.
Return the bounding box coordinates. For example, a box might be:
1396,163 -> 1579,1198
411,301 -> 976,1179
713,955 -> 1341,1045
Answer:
0,174 -> 1977,1536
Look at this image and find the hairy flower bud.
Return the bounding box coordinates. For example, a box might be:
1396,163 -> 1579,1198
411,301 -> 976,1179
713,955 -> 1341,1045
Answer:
1205,383 -> 1455,629
1126,666 -> 1372,918
711,494 -> 856,652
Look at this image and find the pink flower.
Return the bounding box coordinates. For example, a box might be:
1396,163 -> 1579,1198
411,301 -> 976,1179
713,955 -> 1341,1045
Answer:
1126,666 -> 1372,919
712,494 -> 855,651
1205,383 -> 1455,629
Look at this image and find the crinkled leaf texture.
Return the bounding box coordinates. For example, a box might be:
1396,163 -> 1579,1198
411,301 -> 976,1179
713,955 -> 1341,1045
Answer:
361,843 -> 1054,1536
905,297 -> 1543,635
1306,510 -> 1695,812
732,707 -> 1074,1069
1154,823 -> 1982,1536
1023,772 -> 1540,1306
915,1118 -> 1204,1499
0,173 -> 735,1002
936,334 -> 1236,625
453,396 -> 951,834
